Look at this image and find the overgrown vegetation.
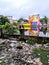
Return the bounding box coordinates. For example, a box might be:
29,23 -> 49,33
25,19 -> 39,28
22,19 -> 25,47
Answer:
26,38 -> 38,45
2,22 -> 19,34
33,48 -> 49,65
0,15 -> 9,25
0,16 -> 19,35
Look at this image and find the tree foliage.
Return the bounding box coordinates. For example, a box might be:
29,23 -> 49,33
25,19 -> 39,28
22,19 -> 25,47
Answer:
2,22 -> 18,34
18,18 -> 28,22
40,16 -> 48,24
40,16 -> 48,34
0,16 -> 9,25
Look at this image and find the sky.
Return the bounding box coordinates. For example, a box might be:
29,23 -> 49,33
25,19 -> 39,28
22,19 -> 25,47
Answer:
0,0 -> 49,20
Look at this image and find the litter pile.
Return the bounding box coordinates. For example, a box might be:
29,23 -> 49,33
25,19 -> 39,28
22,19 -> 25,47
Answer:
0,39 -> 43,65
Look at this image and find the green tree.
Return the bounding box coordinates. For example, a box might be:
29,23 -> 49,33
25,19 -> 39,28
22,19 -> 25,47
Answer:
43,16 -> 48,24
0,16 -> 9,25
40,16 -> 48,24
18,18 -> 23,22
18,18 -> 28,22
2,22 -> 18,34
40,16 -> 48,34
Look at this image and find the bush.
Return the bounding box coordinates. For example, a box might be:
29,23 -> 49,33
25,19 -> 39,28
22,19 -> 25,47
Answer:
2,22 -> 19,34
26,39 -> 35,45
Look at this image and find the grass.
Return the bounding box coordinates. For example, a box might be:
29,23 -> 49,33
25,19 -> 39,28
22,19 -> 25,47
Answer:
33,48 -> 49,65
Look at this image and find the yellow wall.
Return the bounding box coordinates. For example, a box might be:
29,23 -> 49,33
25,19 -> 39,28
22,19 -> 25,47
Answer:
23,23 -> 31,30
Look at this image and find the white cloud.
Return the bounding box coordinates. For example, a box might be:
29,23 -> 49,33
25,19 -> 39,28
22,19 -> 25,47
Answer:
0,0 -> 49,19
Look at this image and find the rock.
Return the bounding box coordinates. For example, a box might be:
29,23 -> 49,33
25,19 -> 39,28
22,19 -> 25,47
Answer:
33,58 -> 42,65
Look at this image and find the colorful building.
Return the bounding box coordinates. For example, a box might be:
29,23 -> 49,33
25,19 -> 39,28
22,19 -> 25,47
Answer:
47,19 -> 49,32
28,15 -> 41,36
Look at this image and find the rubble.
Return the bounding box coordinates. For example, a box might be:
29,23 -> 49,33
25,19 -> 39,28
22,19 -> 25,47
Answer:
0,39 -> 43,65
